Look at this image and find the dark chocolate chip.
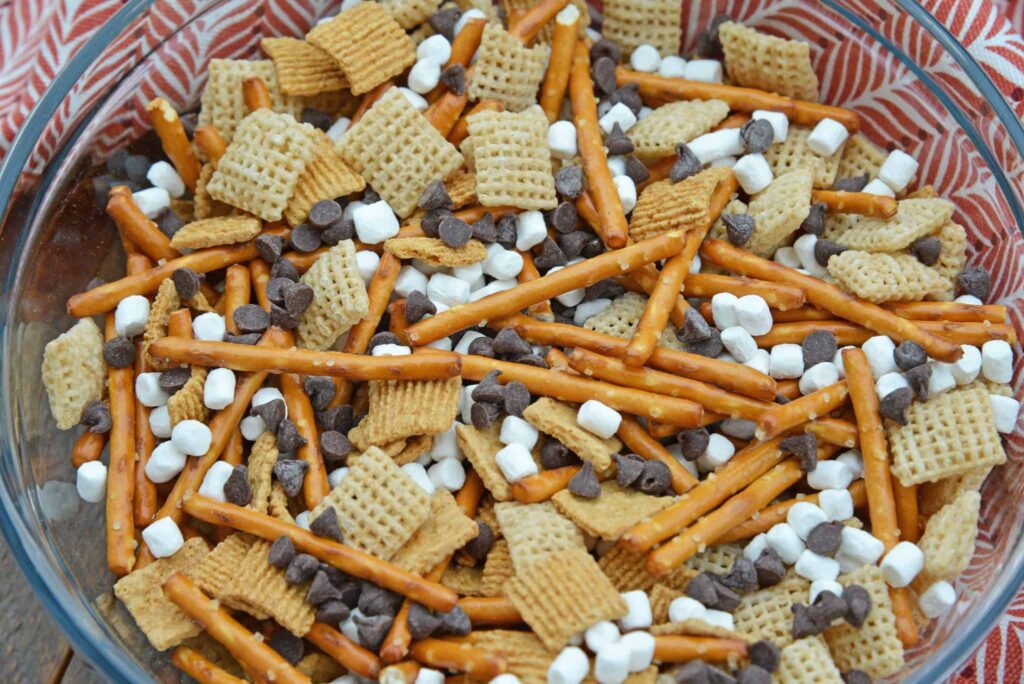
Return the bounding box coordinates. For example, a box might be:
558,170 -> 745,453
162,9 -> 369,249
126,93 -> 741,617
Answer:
303,376 -> 335,411
268,630 -> 304,665
637,460 -> 672,496
903,364 -> 931,402
157,209 -> 185,238
268,535 -> 296,569
316,600 -> 350,626
435,605 -> 471,636
285,553 -> 320,584
472,212 -> 497,243
685,327 -> 724,358
677,427 -> 710,461
233,304 -> 270,334
832,174 -> 869,192
800,202 -> 828,236
80,401 -> 112,433
266,277 -> 292,305
685,572 -> 720,607
723,213 -> 755,247
540,439 -> 578,469
317,405 -> 353,434
405,290 -> 437,324
605,122 -> 635,155
843,584 -> 872,627
802,330 -> 837,367
503,381 -> 531,417
276,419 -> 309,454
610,83 -> 642,116
585,278 -> 624,301
740,119 -> 774,154
362,187 -> 381,204
354,613 -> 393,651
894,341 -> 927,371
558,230 -> 589,259
310,507 -> 344,543
515,353 -> 547,368
471,370 -> 505,402
671,144 -> 702,183
710,578 -> 741,612
496,214 -> 518,249
624,154 -> 651,185
320,431 -> 351,464
303,108 -> 334,131
421,207 -> 452,238
428,7 -> 460,40
534,238 -> 568,271
252,398 -> 286,434
551,201 -> 578,234
811,589 -> 847,627
748,640 -> 781,673
840,669 -> 872,684
106,149 -> 129,177
879,386 -> 913,424
814,238 -> 848,267
256,234 -> 287,265
336,578 -> 362,608
554,165 -> 585,199
270,257 -> 300,282
359,582 -> 403,617
470,401 -> 501,429
568,461 -> 601,498
462,521 -> 495,561
439,216 -> 473,248
171,267 -> 202,300
673,661 -> 719,684
736,666 -> 771,684
270,302 -> 300,330
289,223 -> 323,252
780,433 -> 818,472
224,464 -> 252,506
402,605 -> 440,647
368,331 -> 402,352
721,557 -> 758,593
322,216 -> 355,245
309,199 -> 343,229
584,234 -> 606,258
493,328 -> 532,358
615,453 -> 646,487
908,235 -> 941,266
791,603 -> 821,638
957,266 -> 990,299
695,14 -> 732,59
441,64 -> 467,96
589,38 -> 622,65
226,332 -> 263,345
806,522 -> 844,556
274,456 -> 309,498
125,154 -> 150,184
157,366 -> 190,394
307,569 -> 344,604
754,548 -> 786,588
592,56 -> 617,96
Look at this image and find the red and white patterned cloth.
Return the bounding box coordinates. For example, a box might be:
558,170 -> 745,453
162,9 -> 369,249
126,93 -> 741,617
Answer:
1,0 -> 1023,681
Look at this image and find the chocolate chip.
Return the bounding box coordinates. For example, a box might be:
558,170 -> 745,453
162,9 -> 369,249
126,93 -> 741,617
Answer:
268,630 -> 304,665
685,327 -> 724,358
106,149 -> 129,177
754,548 -> 786,588
470,401 -> 501,428
274,457 -> 309,497
462,521 -> 495,561
814,238 -> 848,267
840,669 -> 872,684
903,364 -> 931,402
359,583 -> 403,617
740,119 -> 774,154
156,367 -> 190,395
285,553 -> 319,584
624,154 -> 651,185
456,337 -> 489,361
404,603 -> 441,641
428,7 -> 460,40
300,376 -> 333,412
290,223 -> 322,252
157,209 -> 185,238
710,579 -> 741,612
399,291 -> 434,326
307,569 -> 344,604
496,214 -> 518,249
671,144 -> 702,183
894,340 -> 927,370
441,64 -> 467,95
503,381 -> 531,416
791,603 -> 821,638
368,331 -> 401,352
614,453 -> 645,487
303,108 -> 334,131
171,267 -> 202,300
957,266 -> 990,299
363,187 -> 381,204
736,666 -> 771,684
908,235 -> 941,266
723,213 -> 755,247
320,431 -> 351,464
674,662 -> 720,684
317,405 -> 353,434
309,200 -> 343,229
568,461 -> 601,497
80,401 -> 112,433
802,330 -> 837,367
811,589 -> 847,627
558,230 -> 589,259
800,202 -> 828,236
316,600 -> 350,626
436,605 -> 471,636
268,536 -> 296,569
354,613 -> 393,651
233,304 -> 270,334
125,154 -> 150,184
720,557 -> 758,594
493,328 -> 532,358
277,419 -> 309,455
843,584 -> 872,627
806,522 -> 843,556
592,56 -> 617,96
265,277 -> 291,305
589,38 -> 621,65
534,238 -> 568,272
696,14 -> 732,58
879,386 -> 913,424
270,257 -> 299,282
472,212 -> 497,243
605,122 -> 635,155
419,207 -> 449,238
229,332 -> 264,345
685,572 -> 719,607
677,308 -> 711,346
540,439 -> 578,469
516,353 -> 547,368
470,370 -> 504,401
550,201 -> 578,234
252,398 -> 286,433
224,464 -> 252,506
610,83 -> 642,116
336,577 -> 362,608
439,216 -> 473,248
310,507 -> 344,542
270,302 -> 299,330
748,640 -> 781,673
832,174 -> 869,192
584,278 -> 624,301
322,217 -> 354,246
637,460 -> 672,496
677,427 -> 710,461
554,165 -> 585,199
781,433 -> 818,472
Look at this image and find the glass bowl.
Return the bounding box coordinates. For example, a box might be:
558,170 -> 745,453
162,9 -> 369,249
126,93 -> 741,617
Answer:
1,0 -> 1022,681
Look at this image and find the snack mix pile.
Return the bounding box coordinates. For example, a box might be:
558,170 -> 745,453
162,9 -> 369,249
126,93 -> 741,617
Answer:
40,0 -> 1019,682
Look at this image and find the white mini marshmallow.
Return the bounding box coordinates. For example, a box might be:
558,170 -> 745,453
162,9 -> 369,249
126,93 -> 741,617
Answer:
806,581 -> 845,607
774,246 -> 802,269
401,462 -> 436,495
982,340 -> 1013,383
577,400 -> 622,439
702,610 -> 735,631
372,343 -> 412,356
455,8 -> 486,34
955,294 -> 983,305
839,526 -> 885,566
607,155 -> 627,177
733,153 -> 773,194
492,676 -> 522,684
721,326 -> 758,363
575,298 -> 613,326
880,541 -> 924,588
146,441 -> 187,483
862,178 -> 896,197
516,210 -> 548,251
818,488 -> 855,522
399,88 -> 428,111
326,116 -> 352,141
953,344 -> 982,384
876,371 -> 910,400
697,433 -> 735,471
919,581 -> 956,618
990,394 -> 1020,433
483,246 -> 525,280
787,501 -> 829,540
417,34 -> 452,64
455,332 -> 486,355
430,423 -> 461,461
657,55 -> 687,77
619,590 -> 652,630
806,118 -> 849,157
599,102 -> 638,135
769,344 -> 805,379
688,128 -> 744,164
799,362 -> 839,395
415,669 -> 445,684
500,415 -> 540,450
142,517 -> 185,558
710,156 -> 736,169
252,387 -> 286,412
132,187 -> 170,219
669,597 -> 709,626
171,419 -> 213,456
149,405 -> 172,439
878,149 -> 919,193
340,609 -> 363,643
836,449 -> 864,478
629,44 -> 661,72
192,312 -> 226,342
204,367 -> 236,410
752,110 -> 789,143
690,254 -> 702,274
927,360 -> 957,397
198,461 -> 235,502
833,346 -> 855,379
613,175 -> 637,213
683,59 -> 723,83
719,418 -> 757,439
427,273 -> 471,307
136,372 -> 169,407
745,348 -> 771,375
328,467 -> 349,488
428,457 -> 466,491
115,295 -> 150,337
408,58 -> 441,93
795,549 -> 841,583
735,295 -> 772,336
766,523 -> 805,564
585,621 -> 621,652
548,120 -> 578,159
147,160 -> 186,198
862,336 -> 897,378
355,250 -> 380,284
710,292 -> 739,329
619,631 -> 655,672
495,443 -> 539,482
794,233 -> 828,277
744,533 -> 769,561
548,647 -> 589,684
295,511 -> 311,530
353,200 -> 400,244
807,461 -> 854,491
416,452 -> 433,467
76,461 -> 107,503
594,647 -> 630,684
453,262 -> 484,291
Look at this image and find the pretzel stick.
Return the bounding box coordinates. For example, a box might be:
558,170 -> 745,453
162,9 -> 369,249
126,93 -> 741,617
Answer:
457,597 -> 523,627
754,320 -> 1016,347
622,436 -> 791,552
811,189 -> 897,218
539,5 -> 580,121
352,80 -> 395,124
183,495 -> 458,610
700,239 -> 962,362
889,586 -> 919,648
280,372 -> 329,509
617,415 -> 698,494
518,249 -> 555,321
718,480 -> 868,543
103,313 -> 137,575
163,573 -> 311,684
757,305 -> 841,323
883,301 -> 1006,324
805,417 -> 859,449
448,99 -> 504,145
544,346 -> 574,372
566,346 -> 770,421
71,431 -> 108,467
512,465 -> 581,503
107,192 -> 180,262
193,125 -> 227,166
171,646 -> 246,684
134,273 -> 163,526
425,86 -> 470,137
623,253 -> 690,366
648,421 -> 683,440
222,264 -> 251,334
508,0 -> 570,42
774,379 -> 800,402
574,191 -> 602,234
146,97 -> 201,192
652,635 -> 749,664
390,299 -> 410,340
409,639 -> 507,679
755,381 -> 849,441
714,112 -> 752,130
426,18 -> 486,102
381,661 -> 421,684
243,76 -> 273,112
306,623 -> 382,678
682,274 -> 806,311
893,478 -> 920,544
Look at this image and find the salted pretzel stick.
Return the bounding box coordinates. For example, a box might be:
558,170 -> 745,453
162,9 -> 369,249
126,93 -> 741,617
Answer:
755,381 -> 849,441
805,417 -> 858,449
617,416 -> 698,494
893,478 -> 920,544
171,646 -> 246,684
68,243 -> 258,317
243,76 -> 273,112
648,421 -> 683,440
508,0 -> 570,42
407,230 -> 688,345
624,253 -> 690,366
775,379 -> 801,401
683,274 -> 806,311
280,372 -> 329,509
714,112 -> 752,130
754,320 -> 1016,347
718,480 -> 868,543
653,635 -> 748,664
193,125 -> 227,166
146,97 -> 201,192
457,597 -> 523,627
107,192 -> 180,262
71,431 -> 108,467
381,661 -> 421,684
426,84 -> 470,137
518,249 -> 555,321
163,573 -> 310,684
574,191 -> 601,234
544,346 -> 573,372
700,239 -> 962,362
104,313 -> 137,575
448,99 -> 503,145
134,268 -> 165,526
883,301 -> 1006,323
167,308 -> 193,337
512,465 -> 581,503
811,189 -> 897,218
539,5 -> 580,121
409,639 -> 507,680
306,623 -> 382,678
222,264 -> 251,334
390,299 -> 410,341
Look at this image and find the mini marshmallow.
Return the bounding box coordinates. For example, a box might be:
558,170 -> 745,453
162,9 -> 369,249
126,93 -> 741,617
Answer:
252,387 -> 286,411
787,501 -> 829,540
952,344 -> 982,384
795,549 -> 841,583
372,343 -> 412,356
806,118 -> 849,157
395,265 -> 430,299
735,295 -> 772,336
136,372 -> 169,407
990,394 -> 1020,433
295,511 -> 311,530
574,298 -> 613,326
401,462 -> 436,495
399,88 -> 429,111
876,371 -> 910,400
927,360 -> 957,397
861,336 -> 897,378
427,273 -> 471,307
133,187 -> 171,219
146,441 -> 187,483
955,294 -> 983,305
613,175 -> 637,213
836,450 -> 864,478
171,419 -> 213,456
839,526 -> 885,566
669,597 -> 709,626
607,155 -> 627,177
599,102 -> 638,135
516,210 -> 548,251
701,610 -> 735,631
766,523 -> 805,564
880,541 -> 924,588
483,246 -> 525,280
710,292 -> 739,329
142,517 -> 185,558
878,149 -> 919,193
149,405 -> 172,439
204,367 -> 236,410
594,647 -> 630,684
585,621 -> 621,652
752,110 -> 789,143
629,44 -> 661,73
455,332 -> 486,355
548,120 -> 578,159
794,233 -> 828,277
500,415 -> 540,450
619,590 -> 652,630
619,631 -> 655,672
667,444 -> 700,480
809,579 -> 845,605
428,457 -> 466,491
721,326 -> 758,363
733,153 -> 773,194
688,128 -> 745,164
454,8 -> 486,34
818,488 -> 855,522
193,312 -> 226,341
548,646 -> 589,684
76,461 -> 107,503
115,295 -> 150,337
683,59 -> 723,83
415,669 -> 445,684
495,443 -> 539,482
774,246 -> 802,269
919,581 -> 956,618
696,433 -> 735,471
147,160 -> 186,198
862,178 -> 895,198
982,340 -> 1013,383
429,424 -> 461,462
453,262 -> 485,290
408,59 -> 441,93
799,362 -> 839,395
416,452 -> 433,467
657,55 -> 687,77
198,461 -> 235,502
769,344 -> 805,380
745,348 -> 771,375
353,200 -> 400,244
328,467 -> 350,488
326,117 -> 352,141
744,533 -> 769,562
807,461 -> 854,491
709,156 -> 737,168
355,250 -> 380,284
577,400 -> 622,439
492,676 -> 522,684
833,346 -> 854,379
690,254 -> 702,274
417,34 -> 452,64
340,609 -> 362,642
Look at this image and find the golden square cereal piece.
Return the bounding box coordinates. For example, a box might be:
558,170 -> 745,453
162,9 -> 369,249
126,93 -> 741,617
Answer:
469,630 -> 555,684
391,489 -> 479,575
222,540 -> 315,636
457,423 -> 514,501
624,667 -> 658,684
338,88 -> 463,217
733,575 -> 810,647
382,0 -> 442,29
745,169 -> 814,257
838,134 -> 886,181
306,3 -> 416,95
297,652 -> 345,683
349,377 -> 461,449
469,105 -> 557,210
686,543 -> 745,575
917,490 -> 980,585
167,367 -> 209,426
582,292 -> 685,351
310,446 -> 431,560
597,545 -> 697,593
207,110 -> 319,222
247,432 -> 279,515
764,126 -> 843,188
836,198 -> 955,253
719,22 -> 819,101
261,37 -> 348,96
552,481 -> 673,540
193,164 -> 234,220
478,494 -> 501,536
820,212 -> 861,242
931,221 -> 967,300
445,168 -> 478,208
469,24 -> 549,113
649,583 -> 683,624
650,620 -> 745,640
269,481 -> 296,523
481,538 -> 515,597
919,465 -> 991,517
384,237 -> 488,267
907,185 -> 938,199
600,0 -> 681,55
495,501 -> 586,573
827,251 -> 951,303
198,59 -> 302,143
498,0 -> 590,44
283,131 -> 365,227
113,537 -> 209,650
524,398 -> 622,472
392,434 -> 434,465
505,548 -> 629,650
628,100 -> 730,161
170,215 -> 262,250
42,318 -> 106,430
775,637 -> 844,684
142,279 -> 180,372
442,563 -> 487,596
188,534 -> 267,617
825,566 -> 904,679
297,240 -> 370,351
888,385 -> 1005,485
629,167 -> 731,242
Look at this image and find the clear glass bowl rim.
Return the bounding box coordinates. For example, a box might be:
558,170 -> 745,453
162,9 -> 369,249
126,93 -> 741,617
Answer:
0,0 -> 1023,681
